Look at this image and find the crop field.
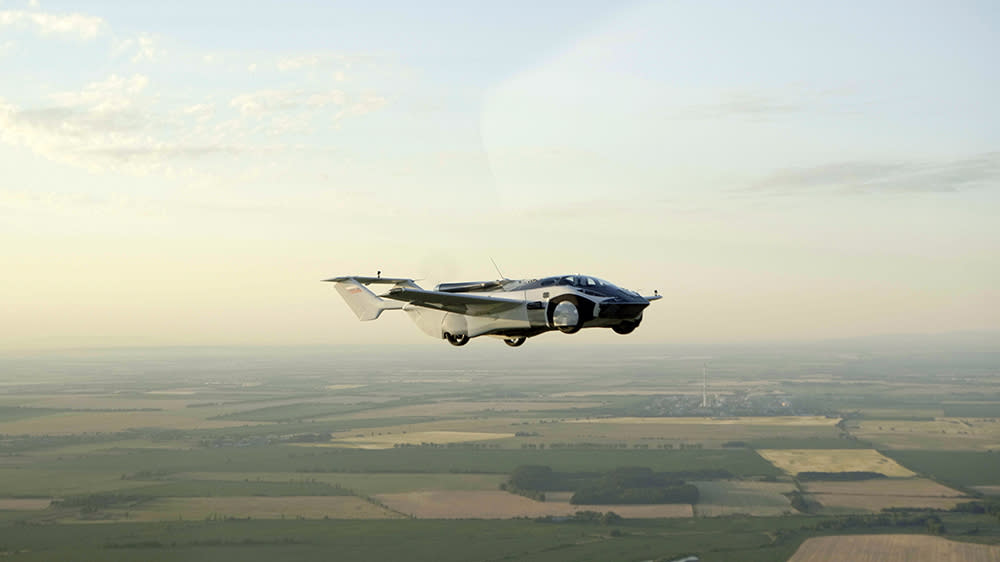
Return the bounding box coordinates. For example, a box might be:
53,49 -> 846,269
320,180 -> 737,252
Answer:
0,411 -> 248,435
569,416 -> 841,426
692,480 -> 795,517
177,472 -> 506,495
374,490 -> 694,519
505,418 -> 845,446
123,479 -> 353,497
0,499 -> 51,510
40,443 -> 780,476
324,430 -> 516,449
758,449 -> 916,477
806,492 -> 964,512
120,496 -> 403,521
0,468 -> 170,497
973,486 -> 1000,496
803,478 -> 963,498
328,400 -> 604,420
788,534 -> 1000,562
885,451 -> 1000,486
853,419 -> 1000,450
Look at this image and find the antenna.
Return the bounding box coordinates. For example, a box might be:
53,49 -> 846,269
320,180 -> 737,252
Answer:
489,257 -> 506,280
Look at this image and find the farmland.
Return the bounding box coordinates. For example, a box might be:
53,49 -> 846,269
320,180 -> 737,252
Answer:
788,535 -> 1000,562
0,342 -> 999,560
758,449 -> 916,477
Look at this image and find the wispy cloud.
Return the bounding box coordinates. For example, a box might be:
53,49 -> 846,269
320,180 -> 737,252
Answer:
0,9 -> 104,40
746,152 -> 1000,196
682,92 -> 798,120
113,33 -> 165,63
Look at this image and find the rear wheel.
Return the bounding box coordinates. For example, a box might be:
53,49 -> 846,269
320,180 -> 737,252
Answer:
503,337 -> 526,347
445,333 -> 469,346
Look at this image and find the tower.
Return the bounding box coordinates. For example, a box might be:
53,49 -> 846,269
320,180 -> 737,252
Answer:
700,363 -> 709,408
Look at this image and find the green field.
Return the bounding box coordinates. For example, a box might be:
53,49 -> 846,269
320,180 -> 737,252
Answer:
37,446 -> 783,477
0,516 -> 817,562
120,479 -> 354,497
885,450 -> 1000,487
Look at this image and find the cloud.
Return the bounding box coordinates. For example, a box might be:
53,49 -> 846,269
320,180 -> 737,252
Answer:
0,74 -> 159,171
113,33 -> 165,63
0,9 -> 104,40
747,152 -> 1000,195
679,92 -> 799,120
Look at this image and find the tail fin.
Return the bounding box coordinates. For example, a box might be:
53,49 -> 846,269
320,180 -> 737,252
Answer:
331,279 -> 403,321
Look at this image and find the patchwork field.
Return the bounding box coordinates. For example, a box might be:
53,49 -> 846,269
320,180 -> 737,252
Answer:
758,449 -> 916,477
123,496 -> 403,521
375,490 -> 693,519
691,480 -> 795,517
802,477 -> 967,513
788,534 -> 1000,562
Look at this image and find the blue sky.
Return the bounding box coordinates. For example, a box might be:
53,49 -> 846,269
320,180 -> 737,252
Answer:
1,0 -> 997,350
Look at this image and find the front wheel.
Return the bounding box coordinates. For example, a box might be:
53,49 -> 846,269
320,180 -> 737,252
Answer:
549,296 -> 584,334
612,316 -> 641,335
445,333 -> 469,346
503,337 -> 526,347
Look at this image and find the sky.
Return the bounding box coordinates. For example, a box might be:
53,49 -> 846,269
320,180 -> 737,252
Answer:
1,0 -> 998,351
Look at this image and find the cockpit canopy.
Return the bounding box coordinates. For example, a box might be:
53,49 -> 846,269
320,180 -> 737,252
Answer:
516,275 -> 640,298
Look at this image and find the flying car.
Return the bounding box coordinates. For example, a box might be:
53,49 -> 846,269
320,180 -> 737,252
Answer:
325,273 -> 661,347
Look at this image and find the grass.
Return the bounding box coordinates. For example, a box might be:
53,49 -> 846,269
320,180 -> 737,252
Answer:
376,490 -> 694,519
0,516 -> 821,562
39,445 -> 783,477
693,481 -> 795,517
0,411 -> 245,435
122,479 -> 354,497
118,496 -> 401,521
885,451 -> 1000,487
0,406 -> 65,422
177,472 -> 507,495
853,419 -> 1000,451
325,430 -> 515,449
942,404 -> 1000,418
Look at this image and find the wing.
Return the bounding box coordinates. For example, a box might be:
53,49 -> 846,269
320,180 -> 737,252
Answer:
382,287 -> 524,316
324,276 -> 419,288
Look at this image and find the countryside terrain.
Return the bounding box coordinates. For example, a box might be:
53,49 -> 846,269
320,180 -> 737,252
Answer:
1,337 -> 999,561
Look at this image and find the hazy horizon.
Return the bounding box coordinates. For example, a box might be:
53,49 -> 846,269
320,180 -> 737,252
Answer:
2,1 -> 997,352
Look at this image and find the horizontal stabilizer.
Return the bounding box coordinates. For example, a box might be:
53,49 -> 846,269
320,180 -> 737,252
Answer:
330,278 -> 403,321
324,276 -> 418,288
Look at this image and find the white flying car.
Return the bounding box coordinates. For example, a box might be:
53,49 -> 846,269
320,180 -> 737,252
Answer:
325,273 -> 661,347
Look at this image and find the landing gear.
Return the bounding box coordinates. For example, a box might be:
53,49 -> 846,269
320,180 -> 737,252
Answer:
612,316 -> 642,335
445,333 -> 469,346
503,337 -> 526,347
